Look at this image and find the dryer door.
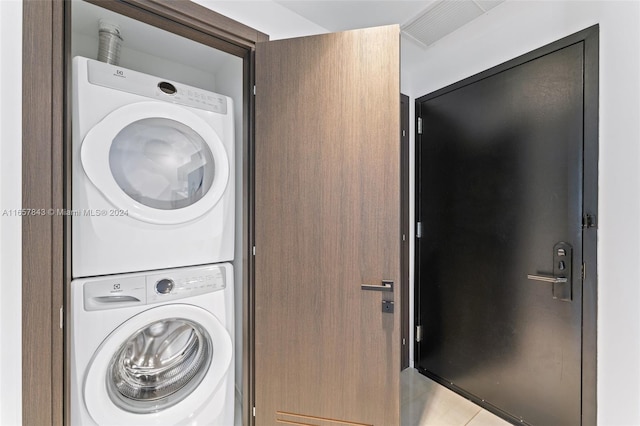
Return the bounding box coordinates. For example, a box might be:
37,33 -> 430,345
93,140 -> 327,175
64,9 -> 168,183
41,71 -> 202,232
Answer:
84,304 -> 232,424
81,101 -> 229,224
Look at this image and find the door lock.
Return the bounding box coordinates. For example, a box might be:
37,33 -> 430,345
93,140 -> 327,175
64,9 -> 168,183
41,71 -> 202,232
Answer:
527,242 -> 572,301
382,300 -> 394,313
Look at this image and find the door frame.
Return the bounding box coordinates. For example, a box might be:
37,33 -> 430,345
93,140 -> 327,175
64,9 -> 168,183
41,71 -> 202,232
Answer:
22,1 -> 267,424
413,25 -> 598,425
400,93 -> 410,370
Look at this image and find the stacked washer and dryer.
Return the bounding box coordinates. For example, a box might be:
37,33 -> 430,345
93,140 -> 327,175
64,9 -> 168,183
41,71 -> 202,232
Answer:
70,56 -> 236,425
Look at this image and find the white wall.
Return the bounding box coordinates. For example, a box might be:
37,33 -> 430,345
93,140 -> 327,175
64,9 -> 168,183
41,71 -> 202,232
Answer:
213,54 -> 245,401
404,1 -> 640,424
0,0 -> 22,425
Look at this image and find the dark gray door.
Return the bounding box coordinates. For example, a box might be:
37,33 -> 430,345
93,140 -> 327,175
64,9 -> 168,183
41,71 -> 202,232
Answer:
415,29 -> 598,425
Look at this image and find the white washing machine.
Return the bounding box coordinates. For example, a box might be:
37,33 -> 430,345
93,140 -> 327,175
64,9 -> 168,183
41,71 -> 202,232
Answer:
70,263 -> 234,425
72,56 -> 234,278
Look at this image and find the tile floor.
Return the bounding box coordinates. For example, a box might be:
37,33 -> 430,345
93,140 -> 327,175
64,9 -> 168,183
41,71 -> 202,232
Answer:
401,368 -> 511,426
234,369 -> 512,425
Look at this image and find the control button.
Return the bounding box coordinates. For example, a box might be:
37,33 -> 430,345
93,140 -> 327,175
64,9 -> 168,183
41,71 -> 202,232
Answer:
155,278 -> 174,294
158,82 -> 177,95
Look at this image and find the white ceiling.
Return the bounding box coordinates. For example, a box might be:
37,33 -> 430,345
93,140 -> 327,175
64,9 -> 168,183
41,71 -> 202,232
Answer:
72,0 -> 508,78
275,0 -> 506,48
275,1 -> 436,32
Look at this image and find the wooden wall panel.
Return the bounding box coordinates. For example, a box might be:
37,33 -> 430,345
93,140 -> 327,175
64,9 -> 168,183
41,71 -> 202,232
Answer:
22,0 -> 65,424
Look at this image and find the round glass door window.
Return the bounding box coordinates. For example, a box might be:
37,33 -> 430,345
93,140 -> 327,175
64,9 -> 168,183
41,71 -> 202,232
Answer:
106,318 -> 212,414
109,118 -> 215,210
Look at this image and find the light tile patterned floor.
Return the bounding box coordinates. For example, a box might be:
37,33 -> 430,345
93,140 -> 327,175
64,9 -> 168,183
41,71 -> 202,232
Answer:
235,369 -> 512,425
401,368 -> 512,426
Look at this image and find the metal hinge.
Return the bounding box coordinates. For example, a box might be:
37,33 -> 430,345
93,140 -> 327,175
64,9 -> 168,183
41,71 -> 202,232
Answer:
417,117 -> 423,134
253,406 -> 256,417
582,214 -> 597,229
253,85 -> 256,96
582,263 -> 586,280
416,222 -> 423,238
416,325 -> 423,342
252,246 -> 256,256
59,306 -> 64,329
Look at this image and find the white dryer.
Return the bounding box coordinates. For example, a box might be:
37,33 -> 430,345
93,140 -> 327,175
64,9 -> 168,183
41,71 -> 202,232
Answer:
70,263 -> 235,425
72,56 -> 234,278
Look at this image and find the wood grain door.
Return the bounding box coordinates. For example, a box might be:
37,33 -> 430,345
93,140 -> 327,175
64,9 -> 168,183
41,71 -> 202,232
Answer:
255,26 -> 400,425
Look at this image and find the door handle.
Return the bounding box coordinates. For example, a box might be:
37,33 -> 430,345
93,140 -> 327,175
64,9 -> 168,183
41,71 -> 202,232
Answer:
527,274 -> 567,284
527,242 -> 572,301
361,280 -> 394,292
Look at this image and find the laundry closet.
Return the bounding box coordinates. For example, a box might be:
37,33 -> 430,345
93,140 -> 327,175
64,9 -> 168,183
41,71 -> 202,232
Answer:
69,1 -> 245,423
52,1 -> 401,425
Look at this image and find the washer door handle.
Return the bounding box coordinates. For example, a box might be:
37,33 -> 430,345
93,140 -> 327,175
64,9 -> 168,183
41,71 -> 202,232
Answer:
92,295 -> 141,303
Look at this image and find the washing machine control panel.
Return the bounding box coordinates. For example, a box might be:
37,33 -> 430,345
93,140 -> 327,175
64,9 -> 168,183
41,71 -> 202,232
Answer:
146,266 -> 226,304
82,264 -> 228,310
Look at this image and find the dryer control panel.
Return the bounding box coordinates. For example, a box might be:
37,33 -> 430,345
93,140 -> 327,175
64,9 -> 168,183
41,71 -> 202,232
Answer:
85,57 -> 228,114
82,264 -> 227,311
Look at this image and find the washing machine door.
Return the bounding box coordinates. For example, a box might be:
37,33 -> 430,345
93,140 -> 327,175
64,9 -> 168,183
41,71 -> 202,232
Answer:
81,101 -> 229,224
84,304 -> 232,425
